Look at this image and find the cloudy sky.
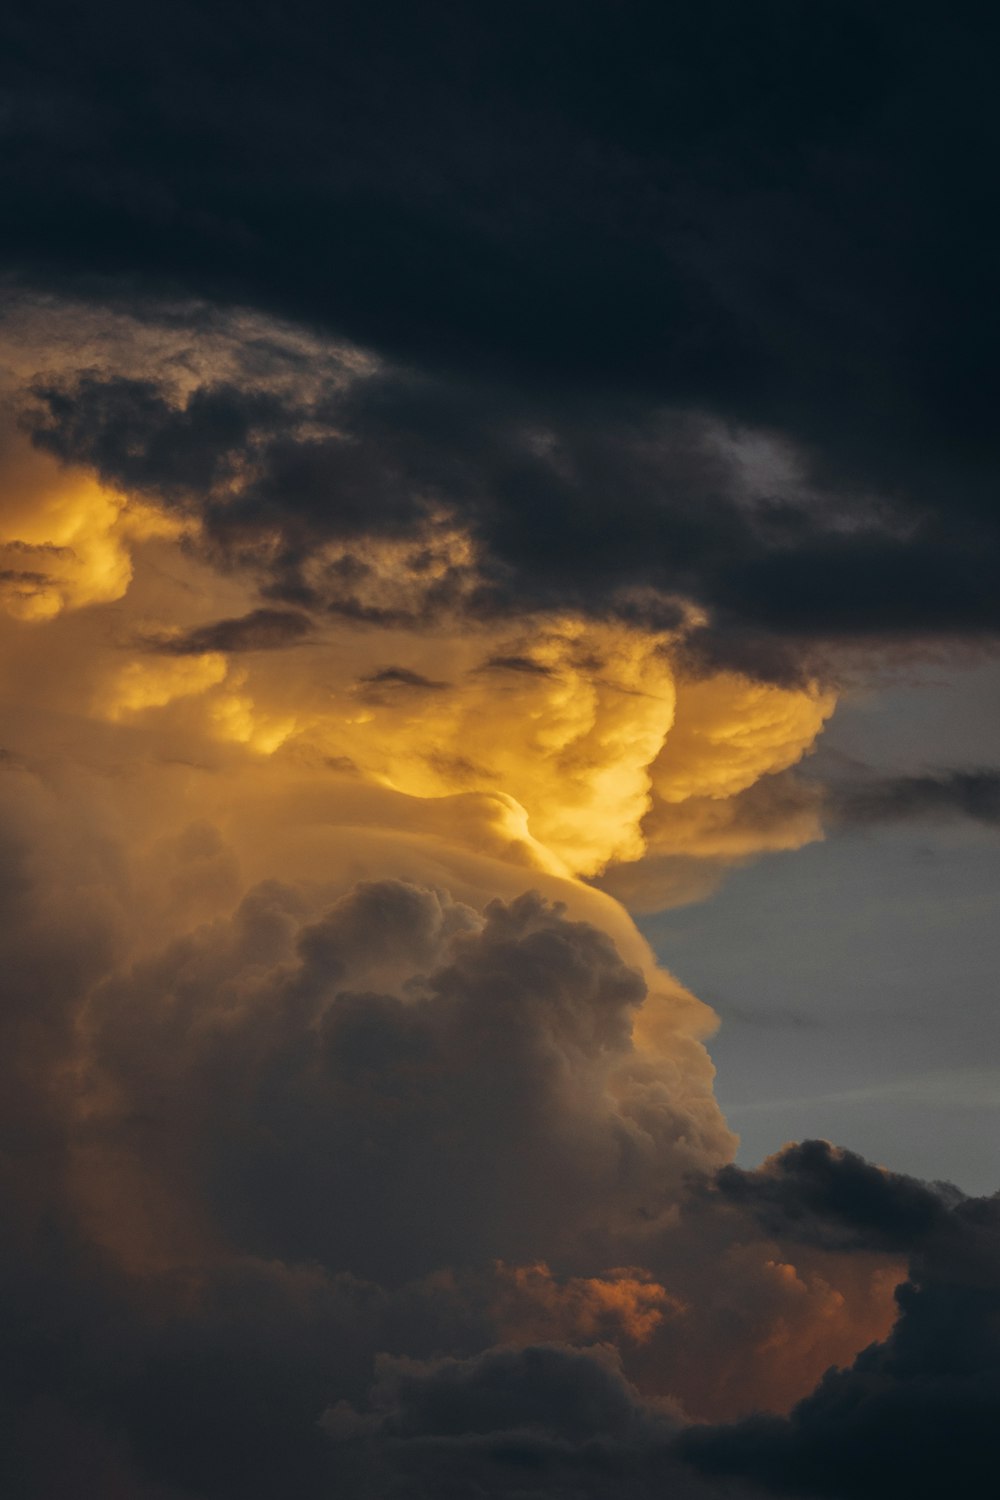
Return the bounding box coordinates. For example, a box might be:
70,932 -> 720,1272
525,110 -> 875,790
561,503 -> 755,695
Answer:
1,4 -> 998,1496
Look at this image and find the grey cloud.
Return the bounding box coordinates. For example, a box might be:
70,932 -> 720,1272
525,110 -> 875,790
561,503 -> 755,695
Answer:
322,1342 -> 706,1500
143,607 -> 314,655
86,882 -> 723,1281
478,654 -> 558,677
27,373 -> 289,503
0,759 -> 995,1500
358,666 -> 450,691
5,2 -> 1000,678
706,1140 -> 960,1254
680,1194 -> 1000,1500
25,359 -> 984,681
828,769 -> 1000,829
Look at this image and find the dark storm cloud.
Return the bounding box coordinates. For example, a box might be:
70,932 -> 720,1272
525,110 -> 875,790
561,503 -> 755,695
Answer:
322,1343 -> 700,1500
707,1139 -> 960,1254
6,1 -> 1000,665
0,1224 -> 357,1500
142,607 -> 314,655
0,781 -> 710,1499
680,1194 -> 1000,1500
84,882 -> 712,1282
828,768 -> 1000,829
2,0 -> 894,395
23,365 -> 750,614
29,358 -> 988,672
28,374 -> 289,500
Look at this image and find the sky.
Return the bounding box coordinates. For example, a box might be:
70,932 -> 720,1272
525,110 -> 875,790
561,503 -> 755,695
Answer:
0,4 -> 998,1498
647,657 -> 1000,1194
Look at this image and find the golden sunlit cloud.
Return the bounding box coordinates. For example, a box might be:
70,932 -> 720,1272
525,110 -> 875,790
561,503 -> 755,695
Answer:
651,672 -> 835,805
314,616 -> 679,876
0,413 -> 186,621
92,607 -> 829,890
0,319 -> 903,1439
97,652 -> 230,720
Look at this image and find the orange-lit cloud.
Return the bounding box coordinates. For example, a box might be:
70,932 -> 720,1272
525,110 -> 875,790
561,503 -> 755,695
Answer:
0,339 -> 900,1442
637,1240 -> 904,1422
98,652 -> 230,719
492,1261 -> 681,1345
0,412 -> 184,621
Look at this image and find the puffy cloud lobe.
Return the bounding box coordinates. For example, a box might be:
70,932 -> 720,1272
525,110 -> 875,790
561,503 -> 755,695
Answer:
344,1343 -> 663,1445
598,677 -> 833,907
0,470 -> 826,889
649,675 -> 834,806
81,882 -> 728,1280
97,651 -> 230,719
322,1342 -> 695,1500
708,1140 -> 960,1254
490,1262 -> 679,1347
0,411 -> 182,621
329,618 -> 682,876
0,741 -> 974,1499
680,1196 -> 1000,1500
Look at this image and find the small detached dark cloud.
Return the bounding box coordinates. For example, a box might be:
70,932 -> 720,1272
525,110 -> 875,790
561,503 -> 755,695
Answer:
142,607 -> 314,655
828,769 -> 1000,830
478,654 -> 557,677
358,667 -> 450,690
706,1139 -> 961,1254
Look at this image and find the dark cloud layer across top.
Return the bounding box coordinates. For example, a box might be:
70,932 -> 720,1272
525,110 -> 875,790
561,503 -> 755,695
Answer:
4,1 -> 1000,669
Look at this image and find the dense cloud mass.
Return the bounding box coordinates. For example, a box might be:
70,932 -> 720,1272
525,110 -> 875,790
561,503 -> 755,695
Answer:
682,1194 -> 1000,1500
1,3 -> 998,1496
0,694 -> 992,1497
3,1 -> 1000,666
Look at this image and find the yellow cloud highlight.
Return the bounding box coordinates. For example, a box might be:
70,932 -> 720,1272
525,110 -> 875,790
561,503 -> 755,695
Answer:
210,680 -> 299,755
0,415 -> 184,621
291,636 -> 833,885
310,618 -> 677,877
98,653 -> 229,720
89,609 -> 833,893
594,671 -> 834,907
652,672 -> 835,805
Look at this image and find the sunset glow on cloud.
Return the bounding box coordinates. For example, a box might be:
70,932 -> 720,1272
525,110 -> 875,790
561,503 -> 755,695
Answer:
0,351 -> 911,1457
1,8 -> 998,1497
